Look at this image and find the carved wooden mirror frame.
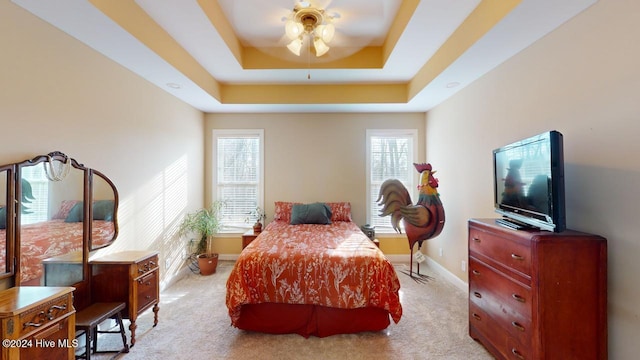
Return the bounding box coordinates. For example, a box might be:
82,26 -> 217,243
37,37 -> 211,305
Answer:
0,151 -> 118,297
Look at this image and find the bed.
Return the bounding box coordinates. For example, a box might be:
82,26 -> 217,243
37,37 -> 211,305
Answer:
226,202 -> 402,338
0,200 -> 115,284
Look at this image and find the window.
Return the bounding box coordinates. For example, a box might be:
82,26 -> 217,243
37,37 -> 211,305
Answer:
212,129 -> 264,232
20,164 -> 49,224
366,129 -> 418,232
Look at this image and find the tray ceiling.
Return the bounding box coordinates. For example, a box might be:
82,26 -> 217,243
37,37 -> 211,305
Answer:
13,0 -> 597,113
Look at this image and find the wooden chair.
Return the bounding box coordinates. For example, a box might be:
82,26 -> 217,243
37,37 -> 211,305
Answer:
75,302 -> 129,360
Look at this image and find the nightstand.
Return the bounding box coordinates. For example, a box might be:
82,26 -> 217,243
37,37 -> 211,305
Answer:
242,229 -> 259,249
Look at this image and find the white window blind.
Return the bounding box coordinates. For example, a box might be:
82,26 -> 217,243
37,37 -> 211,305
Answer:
366,130 -> 417,232
213,129 -> 263,232
20,164 -> 49,224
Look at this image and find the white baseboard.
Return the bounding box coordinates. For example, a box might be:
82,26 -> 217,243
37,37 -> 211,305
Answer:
218,254 -> 239,261
160,264 -> 191,292
384,254 -> 411,263
424,255 -> 468,293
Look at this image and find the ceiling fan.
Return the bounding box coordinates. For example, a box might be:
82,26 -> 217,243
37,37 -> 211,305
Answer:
282,1 -> 341,57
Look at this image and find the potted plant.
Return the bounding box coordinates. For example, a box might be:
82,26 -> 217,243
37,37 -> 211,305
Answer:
178,202 -> 224,275
246,206 -> 266,233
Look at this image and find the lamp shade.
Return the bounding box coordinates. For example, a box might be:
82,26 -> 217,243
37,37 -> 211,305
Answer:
287,38 -> 303,56
285,20 -> 303,39
315,23 -> 335,43
313,38 -> 330,57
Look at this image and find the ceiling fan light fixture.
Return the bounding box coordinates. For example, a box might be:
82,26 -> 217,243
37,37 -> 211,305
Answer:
284,4 -> 335,57
313,38 -> 330,57
315,23 -> 335,43
285,20 -> 303,40
287,38 -> 303,56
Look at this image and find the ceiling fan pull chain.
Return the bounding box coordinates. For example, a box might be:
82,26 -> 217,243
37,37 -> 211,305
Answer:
307,37 -> 311,80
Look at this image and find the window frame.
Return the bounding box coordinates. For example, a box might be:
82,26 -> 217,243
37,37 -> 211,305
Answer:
366,129 -> 418,234
211,129 -> 264,233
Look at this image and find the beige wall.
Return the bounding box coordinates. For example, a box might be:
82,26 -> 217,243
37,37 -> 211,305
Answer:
0,2 -> 204,289
425,0 -> 640,358
205,113 -> 425,255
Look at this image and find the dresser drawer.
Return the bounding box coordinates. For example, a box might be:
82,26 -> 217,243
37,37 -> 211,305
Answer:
469,258 -> 532,318
470,302 -> 532,360
136,270 -> 158,312
469,258 -> 532,347
18,294 -> 73,338
469,227 -> 531,277
21,316 -> 72,360
136,255 -> 158,276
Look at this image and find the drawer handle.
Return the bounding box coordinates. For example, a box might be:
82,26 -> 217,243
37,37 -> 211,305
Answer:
511,253 -> 524,261
46,304 -> 67,320
472,313 -> 481,321
24,321 -> 43,329
472,237 -> 481,243
24,312 -> 46,329
473,292 -> 482,298
511,321 -> 526,332
472,270 -> 481,276
511,348 -> 525,360
512,294 -> 526,303
146,295 -> 151,300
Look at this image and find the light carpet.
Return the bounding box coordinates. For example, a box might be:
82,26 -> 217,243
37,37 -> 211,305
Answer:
91,260 -> 493,360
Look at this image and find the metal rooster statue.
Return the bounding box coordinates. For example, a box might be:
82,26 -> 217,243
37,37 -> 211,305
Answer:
377,163 -> 445,282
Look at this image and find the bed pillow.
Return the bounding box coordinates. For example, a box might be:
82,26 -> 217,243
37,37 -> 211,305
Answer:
93,200 -> 114,221
52,200 -> 79,220
0,206 -> 5,229
326,202 -> 353,222
273,201 -> 299,222
290,202 -> 332,225
64,202 -> 84,222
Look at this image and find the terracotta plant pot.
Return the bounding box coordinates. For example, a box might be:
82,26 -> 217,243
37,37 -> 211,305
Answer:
197,253 -> 219,275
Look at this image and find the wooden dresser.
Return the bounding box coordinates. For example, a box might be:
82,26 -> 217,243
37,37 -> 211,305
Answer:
468,219 -> 607,360
90,251 -> 159,346
0,287 -> 76,360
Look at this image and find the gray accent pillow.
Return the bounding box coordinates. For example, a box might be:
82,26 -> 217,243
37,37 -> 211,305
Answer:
93,200 -> 114,221
65,202 -> 84,222
290,202 -> 332,225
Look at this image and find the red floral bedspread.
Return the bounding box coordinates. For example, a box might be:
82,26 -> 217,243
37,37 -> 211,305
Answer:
226,220 -> 402,325
0,219 -> 114,283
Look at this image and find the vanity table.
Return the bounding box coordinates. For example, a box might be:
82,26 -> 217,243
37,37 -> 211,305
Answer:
90,251 -> 159,346
0,152 -> 159,357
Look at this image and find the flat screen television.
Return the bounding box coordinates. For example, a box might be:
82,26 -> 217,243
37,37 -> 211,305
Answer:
493,130 -> 566,232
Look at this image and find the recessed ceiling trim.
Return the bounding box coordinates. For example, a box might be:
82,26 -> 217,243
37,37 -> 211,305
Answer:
90,0 -> 222,101
408,0 -> 522,100
382,0 -> 420,64
11,0 -> 599,112
242,46 -> 384,70
197,0 -> 243,65
205,0 -> 415,71
221,84 -> 407,104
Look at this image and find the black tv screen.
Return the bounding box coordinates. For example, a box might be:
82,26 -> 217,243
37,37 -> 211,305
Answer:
493,130 -> 566,232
